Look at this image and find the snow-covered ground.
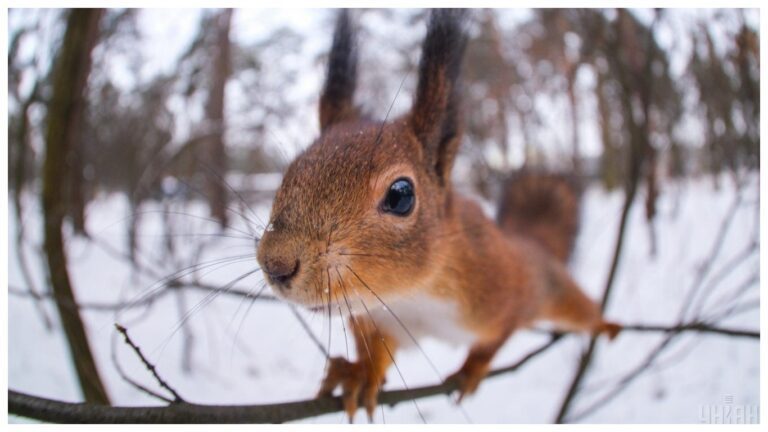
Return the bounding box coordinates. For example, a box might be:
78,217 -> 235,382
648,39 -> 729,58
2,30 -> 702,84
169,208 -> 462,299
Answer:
7,173 -> 760,423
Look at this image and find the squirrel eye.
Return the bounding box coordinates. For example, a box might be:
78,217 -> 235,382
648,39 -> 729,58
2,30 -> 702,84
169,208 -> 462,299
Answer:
381,178 -> 415,216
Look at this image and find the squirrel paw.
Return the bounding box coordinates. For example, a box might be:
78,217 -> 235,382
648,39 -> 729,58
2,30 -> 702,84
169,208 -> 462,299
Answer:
445,365 -> 488,403
316,357 -> 383,422
596,321 -> 622,340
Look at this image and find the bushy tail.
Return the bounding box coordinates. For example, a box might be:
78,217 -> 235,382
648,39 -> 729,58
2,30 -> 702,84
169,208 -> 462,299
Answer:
496,172 -> 581,263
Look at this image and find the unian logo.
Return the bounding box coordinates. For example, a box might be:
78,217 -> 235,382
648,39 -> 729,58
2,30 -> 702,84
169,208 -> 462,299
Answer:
699,395 -> 759,424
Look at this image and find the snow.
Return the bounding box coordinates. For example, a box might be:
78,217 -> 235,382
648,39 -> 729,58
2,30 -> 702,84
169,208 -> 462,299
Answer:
7,173 -> 759,423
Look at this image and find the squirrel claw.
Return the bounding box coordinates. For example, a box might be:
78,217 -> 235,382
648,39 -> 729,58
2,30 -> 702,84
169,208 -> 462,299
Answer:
595,321 -> 622,340
446,367 -> 484,403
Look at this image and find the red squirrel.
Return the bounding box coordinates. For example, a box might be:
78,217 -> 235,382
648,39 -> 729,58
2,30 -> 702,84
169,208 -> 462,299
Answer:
256,9 -> 620,421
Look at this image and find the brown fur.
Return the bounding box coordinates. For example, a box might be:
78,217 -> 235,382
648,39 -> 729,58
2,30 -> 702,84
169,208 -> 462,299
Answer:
256,10 -> 620,421
497,171 -> 581,263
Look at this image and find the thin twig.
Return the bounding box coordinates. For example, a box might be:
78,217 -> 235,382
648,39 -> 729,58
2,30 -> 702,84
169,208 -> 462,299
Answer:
556,191 -> 752,423
619,323 -> 758,339
567,332 -> 678,422
114,324 -> 186,404
528,322 -> 759,339
9,283 -> 278,312
110,332 -> 174,404
12,210 -> 54,331
679,191 -> 745,322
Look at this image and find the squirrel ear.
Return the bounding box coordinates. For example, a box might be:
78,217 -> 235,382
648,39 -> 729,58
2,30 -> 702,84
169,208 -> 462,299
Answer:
319,9 -> 359,132
409,9 -> 468,184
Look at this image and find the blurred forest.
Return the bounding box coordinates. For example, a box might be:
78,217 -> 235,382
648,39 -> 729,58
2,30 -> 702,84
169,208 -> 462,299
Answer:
6,8 -> 760,423
9,9 -> 759,214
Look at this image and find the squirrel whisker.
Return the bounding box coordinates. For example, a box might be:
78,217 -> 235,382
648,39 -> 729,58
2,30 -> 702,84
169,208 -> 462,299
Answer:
343,264 -> 444,381
156,267 -> 262,359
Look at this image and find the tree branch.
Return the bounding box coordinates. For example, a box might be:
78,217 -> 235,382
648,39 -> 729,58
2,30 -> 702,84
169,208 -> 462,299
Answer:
114,324 -> 186,403
8,336 -> 562,423
9,321 -> 758,424
620,323 -> 758,339
8,282 -> 277,312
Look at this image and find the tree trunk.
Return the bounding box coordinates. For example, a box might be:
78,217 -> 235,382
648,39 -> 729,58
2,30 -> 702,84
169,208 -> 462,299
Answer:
566,64 -> 582,178
66,11 -> 100,236
204,9 -> 233,228
12,82 -> 54,330
596,72 -> 619,190
69,139 -> 88,235
41,8 -> 109,404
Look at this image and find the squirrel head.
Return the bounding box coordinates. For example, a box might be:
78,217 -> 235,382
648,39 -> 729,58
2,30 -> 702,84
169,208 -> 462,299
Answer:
257,9 -> 468,312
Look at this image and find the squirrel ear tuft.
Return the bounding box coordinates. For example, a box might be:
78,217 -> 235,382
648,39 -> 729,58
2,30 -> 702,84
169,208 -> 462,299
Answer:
409,9 -> 468,184
319,9 -> 359,132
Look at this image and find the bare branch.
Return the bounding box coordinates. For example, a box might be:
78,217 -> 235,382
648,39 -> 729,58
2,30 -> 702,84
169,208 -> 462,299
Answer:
9,282 -> 278,312
567,332 -> 677,422
8,336 -> 561,423
114,324 -> 186,403
619,323 -> 758,339
554,12 -> 664,422
110,332 -> 174,404
10,322 -> 758,424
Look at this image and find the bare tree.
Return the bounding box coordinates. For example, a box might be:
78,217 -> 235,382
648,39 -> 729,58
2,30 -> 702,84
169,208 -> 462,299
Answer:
8,19 -> 53,329
204,9 -> 234,227
525,10 -> 586,177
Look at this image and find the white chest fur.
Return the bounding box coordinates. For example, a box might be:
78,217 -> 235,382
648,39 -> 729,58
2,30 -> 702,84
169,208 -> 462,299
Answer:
365,293 -> 477,347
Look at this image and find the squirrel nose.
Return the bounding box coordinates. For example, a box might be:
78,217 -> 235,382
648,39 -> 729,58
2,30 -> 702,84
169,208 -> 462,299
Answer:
264,257 -> 299,286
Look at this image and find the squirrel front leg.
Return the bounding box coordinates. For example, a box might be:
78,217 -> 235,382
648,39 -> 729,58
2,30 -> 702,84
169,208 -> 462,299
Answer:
317,314 -> 397,422
446,328 -> 514,402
